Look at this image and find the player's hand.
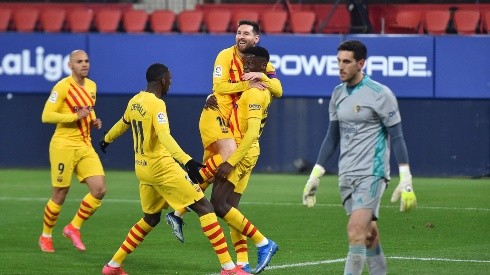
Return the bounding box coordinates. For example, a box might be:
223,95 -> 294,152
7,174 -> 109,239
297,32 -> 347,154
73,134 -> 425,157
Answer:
303,177 -> 320,207
249,80 -> 267,90
92,118 -> 102,129
391,171 -> 417,212
98,132 -> 110,153
242,72 -> 263,81
76,107 -> 90,120
215,162 -> 233,182
204,94 -> 218,111
185,159 -> 206,184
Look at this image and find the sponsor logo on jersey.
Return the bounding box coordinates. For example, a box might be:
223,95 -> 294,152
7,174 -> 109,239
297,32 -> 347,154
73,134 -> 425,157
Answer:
249,104 -> 261,111
157,112 -> 167,124
213,65 -> 223,77
48,91 -> 58,103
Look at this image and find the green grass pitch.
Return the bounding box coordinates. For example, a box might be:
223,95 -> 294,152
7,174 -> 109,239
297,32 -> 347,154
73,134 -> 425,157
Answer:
0,169 -> 488,274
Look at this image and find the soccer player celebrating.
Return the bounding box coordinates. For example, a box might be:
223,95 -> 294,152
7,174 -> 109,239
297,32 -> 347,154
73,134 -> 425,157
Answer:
302,40 -> 417,275
99,63 -> 250,275
39,50 -> 106,253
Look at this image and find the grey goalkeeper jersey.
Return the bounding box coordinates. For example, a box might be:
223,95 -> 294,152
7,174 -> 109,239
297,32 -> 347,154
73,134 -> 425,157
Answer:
329,75 -> 401,179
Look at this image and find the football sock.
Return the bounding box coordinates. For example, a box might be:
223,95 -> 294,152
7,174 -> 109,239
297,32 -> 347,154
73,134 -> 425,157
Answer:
112,218 -> 152,264
230,227 -> 249,264
42,199 -> 61,236
200,213 -> 234,267
366,244 -> 387,275
344,244 -> 367,275
224,207 -> 266,245
200,154 -> 223,182
71,193 -> 101,229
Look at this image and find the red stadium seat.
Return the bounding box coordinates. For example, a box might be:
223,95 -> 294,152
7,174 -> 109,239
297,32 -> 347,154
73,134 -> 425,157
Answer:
0,9 -> 12,32
204,9 -> 231,33
95,9 -> 122,33
230,10 -> 259,32
39,9 -> 66,33
150,9 -> 175,33
424,10 -> 450,35
316,6 -> 350,34
483,10 -> 490,34
66,8 -> 93,33
289,11 -> 315,34
12,8 -> 39,32
177,10 -> 203,33
122,9 -> 148,33
453,10 -> 480,34
388,10 -> 422,34
260,10 -> 287,34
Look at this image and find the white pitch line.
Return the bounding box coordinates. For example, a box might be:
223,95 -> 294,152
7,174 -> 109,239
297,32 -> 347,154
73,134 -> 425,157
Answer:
0,197 -> 488,211
206,256 -> 490,275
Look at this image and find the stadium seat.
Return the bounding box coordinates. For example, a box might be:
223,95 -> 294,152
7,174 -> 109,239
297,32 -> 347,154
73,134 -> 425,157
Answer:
483,10 -> 490,34
260,10 -> 287,34
150,9 -> 175,33
316,6 -> 350,34
424,10 -> 450,35
39,9 -> 66,33
230,10 -> 259,32
12,8 -> 39,32
204,9 -> 231,33
453,10 -> 480,34
388,10 -> 422,34
95,9 -> 122,33
66,8 -> 93,33
177,10 -> 203,33
0,9 -> 11,32
122,9 -> 148,33
289,11 -> 315,34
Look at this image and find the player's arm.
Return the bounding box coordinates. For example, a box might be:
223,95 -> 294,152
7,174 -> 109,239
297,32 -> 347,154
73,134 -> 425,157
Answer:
388,122 -> 417,212
212,50 -> 250,95
99,117 -> 130,153
41,89 -> 78,123
303,120 -> 340,207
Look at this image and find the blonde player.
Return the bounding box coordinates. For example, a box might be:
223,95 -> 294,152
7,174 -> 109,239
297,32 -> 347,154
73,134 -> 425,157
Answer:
39,50 -> 106,253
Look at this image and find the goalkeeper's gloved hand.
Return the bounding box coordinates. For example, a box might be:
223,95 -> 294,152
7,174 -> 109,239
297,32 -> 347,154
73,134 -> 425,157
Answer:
98,132 -> 110,153
390,165 -> 417,212
302,164 -> 325,207
185,159 -> 206,184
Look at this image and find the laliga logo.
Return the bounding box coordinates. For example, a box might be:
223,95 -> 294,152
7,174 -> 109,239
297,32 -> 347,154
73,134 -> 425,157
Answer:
270,55 -> 431,77
0,46 -> 70,81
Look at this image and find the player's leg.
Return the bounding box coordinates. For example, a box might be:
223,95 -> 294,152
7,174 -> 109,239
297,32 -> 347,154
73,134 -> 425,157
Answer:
227,191 -> 251,272
366,221 -> 386,275
63,147 -> 105,251
39,146 -> 75,253
103,183 -> 160,275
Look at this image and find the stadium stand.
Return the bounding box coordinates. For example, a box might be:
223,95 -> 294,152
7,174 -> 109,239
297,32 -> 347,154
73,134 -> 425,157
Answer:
230,11 -> 260,32
204,9 -> 231,33
39,9 -> 66,33
423,10 -> 451,35
66,8 -> 93,33
260,10 -> 287,34
95,9 -> 122,33
315,4 -> 350,34
388,10 -> 423,34
0,9 -> 11,32
176,9 -> 203,33
289,11 -> 315,34
150,9 -> 176,33
122,9 -> 148,33
12,8 -> 39,32
483,10 -> 490,34
453,10 -> 481,34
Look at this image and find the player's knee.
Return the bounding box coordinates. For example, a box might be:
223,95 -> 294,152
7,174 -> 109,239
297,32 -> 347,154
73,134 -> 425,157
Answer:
210,198 -> 227,218
143,213 -> 161,227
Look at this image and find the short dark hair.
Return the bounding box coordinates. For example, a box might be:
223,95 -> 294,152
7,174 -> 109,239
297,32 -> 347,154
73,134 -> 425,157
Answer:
242,46 -> 270,62
337,40 -> 367,61
238,19 -> 260,35
146,63 -> 169,83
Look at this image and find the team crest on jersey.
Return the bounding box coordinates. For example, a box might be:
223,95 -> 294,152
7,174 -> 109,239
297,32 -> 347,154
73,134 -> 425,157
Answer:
157,112 -> 167,124
354,105 -> 361,113
213,65 -> 223,77
48,91 -> 58,103
57,175 -> 63,182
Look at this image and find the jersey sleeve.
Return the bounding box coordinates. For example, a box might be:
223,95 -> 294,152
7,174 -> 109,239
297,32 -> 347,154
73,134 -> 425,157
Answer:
328,91 -> 339,122
104,118 -> 130,143
213,49 -> 249,95
41,83 -> 78,123
152,100 -> 192,164
264,62 -> 283,98
375,88 -> 401,127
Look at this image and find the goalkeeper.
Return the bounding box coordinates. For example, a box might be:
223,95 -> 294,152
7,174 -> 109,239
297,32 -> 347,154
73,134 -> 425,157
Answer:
302,40 -> 416,275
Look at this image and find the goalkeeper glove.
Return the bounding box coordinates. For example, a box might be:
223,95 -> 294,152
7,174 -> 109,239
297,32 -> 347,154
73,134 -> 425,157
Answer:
98,132 -> 110,153
185,159 -> 206,184
302,164 -> 325,207
390,166 -> 417,212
